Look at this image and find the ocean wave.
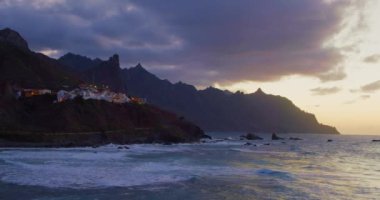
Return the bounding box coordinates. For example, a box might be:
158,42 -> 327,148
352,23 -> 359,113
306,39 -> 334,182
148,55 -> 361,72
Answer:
0,149 -> 251,189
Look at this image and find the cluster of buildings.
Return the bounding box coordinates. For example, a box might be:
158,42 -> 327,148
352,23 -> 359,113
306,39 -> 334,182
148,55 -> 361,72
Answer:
57,84 -> 130,104
23,89 -> 52,97
16,84 -> 146,105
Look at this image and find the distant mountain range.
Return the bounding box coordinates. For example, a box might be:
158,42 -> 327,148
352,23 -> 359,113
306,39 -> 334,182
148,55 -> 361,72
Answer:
0,28 -> 339,134
58,53 -> 339,134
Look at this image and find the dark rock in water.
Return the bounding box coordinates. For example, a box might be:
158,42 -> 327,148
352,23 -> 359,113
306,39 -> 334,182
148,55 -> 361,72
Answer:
124,146 -> 130,149
201,134 -> 212,140
117,146 -> 123,149
163,142 -> 172,145
272,133 -> 284,140
327,139 -> 333,142
372,140 -> 380,142
244,142 -> 252,146
263,143 -> 270,146
281,142 -> 286,144
289,137 -> 302,141
241,133 -> 262,140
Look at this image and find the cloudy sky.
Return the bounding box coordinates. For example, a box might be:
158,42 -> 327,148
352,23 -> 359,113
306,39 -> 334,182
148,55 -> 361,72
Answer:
1,0 -> 379,134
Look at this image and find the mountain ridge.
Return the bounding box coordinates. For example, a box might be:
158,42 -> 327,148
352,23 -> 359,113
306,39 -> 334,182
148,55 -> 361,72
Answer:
0,27 -> 338,135
58,53 -> 339,134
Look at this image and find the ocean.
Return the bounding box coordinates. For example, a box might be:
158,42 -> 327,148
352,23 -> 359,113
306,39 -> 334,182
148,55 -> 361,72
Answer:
0,133 -> 379,200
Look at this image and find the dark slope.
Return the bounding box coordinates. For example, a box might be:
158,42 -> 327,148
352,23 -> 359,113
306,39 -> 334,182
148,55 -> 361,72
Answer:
59,55 -> 339,134
0,95 -> 204,146
0,28 -> 80,89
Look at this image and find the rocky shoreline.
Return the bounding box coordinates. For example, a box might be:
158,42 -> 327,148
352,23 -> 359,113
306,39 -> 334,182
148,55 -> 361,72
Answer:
0,128 -> 205,148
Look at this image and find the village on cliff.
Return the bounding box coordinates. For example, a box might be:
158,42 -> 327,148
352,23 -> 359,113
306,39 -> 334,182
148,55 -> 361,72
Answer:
12,84 -> 146,104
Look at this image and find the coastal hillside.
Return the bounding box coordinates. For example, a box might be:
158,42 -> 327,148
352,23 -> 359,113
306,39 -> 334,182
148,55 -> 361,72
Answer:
0,95 -> 204,146
59,54 -> 340,134
0,28 -> 205,146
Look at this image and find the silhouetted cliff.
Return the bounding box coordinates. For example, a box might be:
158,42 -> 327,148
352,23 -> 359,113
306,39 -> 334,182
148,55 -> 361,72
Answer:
59,54 -> 339,134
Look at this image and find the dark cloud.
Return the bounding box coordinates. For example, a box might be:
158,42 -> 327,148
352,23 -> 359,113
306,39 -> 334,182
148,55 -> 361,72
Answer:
0,0 -> 351,85
363,54 -> 380,63
310,87 -> 341,96
344,94 -> 371,105
317,67 -> 346,82
361,80 -> 380,93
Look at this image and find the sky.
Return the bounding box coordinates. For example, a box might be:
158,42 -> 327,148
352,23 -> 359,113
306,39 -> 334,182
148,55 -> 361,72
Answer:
0,0 -> 379,134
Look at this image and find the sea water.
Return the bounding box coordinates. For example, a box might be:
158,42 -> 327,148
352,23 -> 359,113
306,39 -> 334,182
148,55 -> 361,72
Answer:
0,133 -> 379,200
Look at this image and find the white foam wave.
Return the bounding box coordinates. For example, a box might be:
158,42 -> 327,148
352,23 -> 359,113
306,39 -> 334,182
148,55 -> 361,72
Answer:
0,148 -> 250,189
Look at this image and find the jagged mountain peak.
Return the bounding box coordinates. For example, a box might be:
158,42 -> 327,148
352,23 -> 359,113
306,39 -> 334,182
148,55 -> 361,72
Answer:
131,63 -> 149,72
136,63 -> 143,68
62,52 -> 76,57
59,52 -> 122,73
203,86 -> 221,92
255,88 -> 265,95
127,63 -> 157,78
60,52 -> 93,61
99,54 -> 120,69
0,28 -> 29,50
109,54 -> 119,65
62,52 -> 81,57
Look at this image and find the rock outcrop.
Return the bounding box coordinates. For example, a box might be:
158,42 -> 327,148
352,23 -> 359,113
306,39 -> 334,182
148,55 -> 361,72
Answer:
272,133 -> 284,140
241,133 -> 263,140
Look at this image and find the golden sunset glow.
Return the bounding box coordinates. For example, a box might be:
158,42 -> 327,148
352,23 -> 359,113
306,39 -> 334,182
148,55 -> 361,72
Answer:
215,0 -> 380,134
1,0 -> 379,135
